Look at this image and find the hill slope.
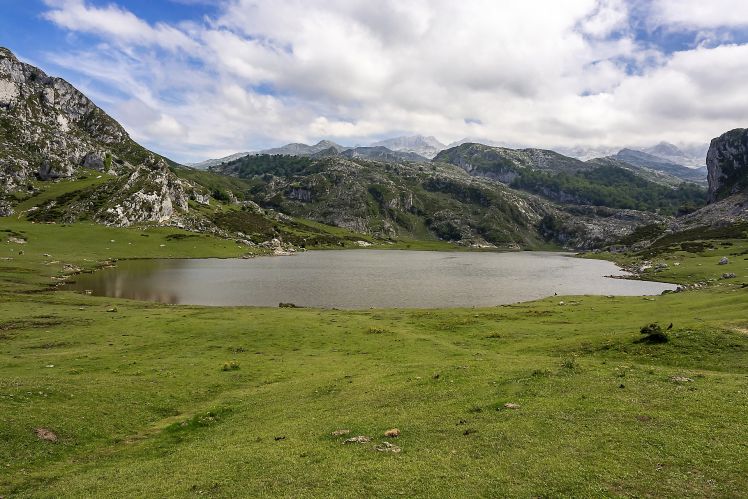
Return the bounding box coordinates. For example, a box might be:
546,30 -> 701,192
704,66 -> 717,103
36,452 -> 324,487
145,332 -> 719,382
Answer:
434,143 -> 706,215
212,152 -> 669,249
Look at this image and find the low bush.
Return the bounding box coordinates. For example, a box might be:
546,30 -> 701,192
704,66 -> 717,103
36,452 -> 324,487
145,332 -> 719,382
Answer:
640,323 -> 668,343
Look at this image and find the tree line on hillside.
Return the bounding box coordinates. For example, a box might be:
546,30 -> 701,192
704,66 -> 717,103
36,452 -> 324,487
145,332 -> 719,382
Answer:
511,165 -> 706,214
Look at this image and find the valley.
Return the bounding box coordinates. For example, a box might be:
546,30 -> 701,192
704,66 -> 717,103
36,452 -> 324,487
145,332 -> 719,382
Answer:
1,38 -> 748,499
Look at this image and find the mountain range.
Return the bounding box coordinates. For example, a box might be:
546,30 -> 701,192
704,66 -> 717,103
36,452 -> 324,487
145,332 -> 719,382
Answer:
2,46 -> 747,251
190,137 -> 708,185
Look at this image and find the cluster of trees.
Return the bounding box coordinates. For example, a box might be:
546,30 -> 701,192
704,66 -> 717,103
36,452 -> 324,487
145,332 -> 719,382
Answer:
511,165 -> 706,214
224,154 -> 316,178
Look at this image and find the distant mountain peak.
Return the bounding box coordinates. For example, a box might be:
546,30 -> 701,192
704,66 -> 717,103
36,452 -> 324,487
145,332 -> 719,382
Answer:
188,151 -> 252,170
370,135 -> 446,159
647,141 -> 683,156
259,140 -> 346,156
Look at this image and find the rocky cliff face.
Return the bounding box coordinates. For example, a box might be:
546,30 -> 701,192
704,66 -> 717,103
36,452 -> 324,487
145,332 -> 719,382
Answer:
0,47 -> 190,225
706,128 -> 748,203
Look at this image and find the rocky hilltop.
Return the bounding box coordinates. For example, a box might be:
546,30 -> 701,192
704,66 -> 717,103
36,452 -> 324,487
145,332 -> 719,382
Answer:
434,143 -> 591,183
706,128 -> 748,203
0,47 -> 192,224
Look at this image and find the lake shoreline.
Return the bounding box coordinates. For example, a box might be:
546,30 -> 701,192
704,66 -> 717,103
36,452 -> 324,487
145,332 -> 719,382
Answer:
60,250 -> 677,309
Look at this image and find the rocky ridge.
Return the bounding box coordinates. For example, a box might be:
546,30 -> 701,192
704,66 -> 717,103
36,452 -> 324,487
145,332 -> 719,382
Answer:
0,47 -> 198,225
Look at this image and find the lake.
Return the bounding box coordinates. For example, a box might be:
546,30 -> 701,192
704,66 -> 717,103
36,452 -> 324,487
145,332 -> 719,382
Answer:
61,250 -> 676,308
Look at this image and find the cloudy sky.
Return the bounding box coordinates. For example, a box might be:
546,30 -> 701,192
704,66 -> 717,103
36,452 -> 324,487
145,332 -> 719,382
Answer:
2,0 -> 748,163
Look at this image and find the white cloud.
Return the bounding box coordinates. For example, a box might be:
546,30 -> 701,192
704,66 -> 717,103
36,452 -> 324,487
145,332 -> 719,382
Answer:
37,0 -> 748,162
42,0 -> 199,51
649,0 -> 748,29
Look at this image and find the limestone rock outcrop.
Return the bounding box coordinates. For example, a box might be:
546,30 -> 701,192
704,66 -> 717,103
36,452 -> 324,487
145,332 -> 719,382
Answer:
706,128 -> 748,203
0,46 -> 190,226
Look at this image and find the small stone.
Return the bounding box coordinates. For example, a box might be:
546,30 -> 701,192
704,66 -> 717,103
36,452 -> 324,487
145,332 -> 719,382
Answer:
384,428 -> 400,438
722,272 -> 736,279
670,376 -> 694,383
718,257 -> 729,265
344,435 -> 371,444
374,442 -> 401,453
503,403 -> 520,409
331,429 -> 350,437
35,428 -> 58,442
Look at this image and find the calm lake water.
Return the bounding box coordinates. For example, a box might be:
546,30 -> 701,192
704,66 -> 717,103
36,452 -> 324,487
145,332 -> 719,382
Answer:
63,250 -> 676,308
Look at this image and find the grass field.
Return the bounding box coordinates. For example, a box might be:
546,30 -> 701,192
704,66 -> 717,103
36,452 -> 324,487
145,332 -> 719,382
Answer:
1,219 -> 747,497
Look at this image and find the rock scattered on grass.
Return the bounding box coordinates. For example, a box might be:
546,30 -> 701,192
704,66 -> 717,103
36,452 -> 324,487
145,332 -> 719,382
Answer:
722,272 -> 736,279
331,429 -> 350,437
374,442 -> 401,453
718,257 -> 729,265
384,428 -> 400,438
670,376 -> 694,383
503,403 -> 520,409
274,436 -> 286,441
35,428 -> 58,442
344,435 -> 371,444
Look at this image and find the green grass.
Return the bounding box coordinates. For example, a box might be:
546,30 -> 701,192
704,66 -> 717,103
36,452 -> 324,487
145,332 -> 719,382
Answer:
586,238 -> 748,286
1,219 -> 747,497
12,170 -> 115,216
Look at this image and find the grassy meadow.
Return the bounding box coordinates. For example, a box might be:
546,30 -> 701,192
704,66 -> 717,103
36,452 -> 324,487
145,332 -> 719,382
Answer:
1,216 -> 747,497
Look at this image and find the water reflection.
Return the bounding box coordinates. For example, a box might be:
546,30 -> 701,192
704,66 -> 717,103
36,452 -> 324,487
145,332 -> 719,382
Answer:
62,250 -> 677,308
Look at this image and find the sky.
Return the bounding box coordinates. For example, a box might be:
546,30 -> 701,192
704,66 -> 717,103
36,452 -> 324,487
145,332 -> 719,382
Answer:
1,0 -> 748,163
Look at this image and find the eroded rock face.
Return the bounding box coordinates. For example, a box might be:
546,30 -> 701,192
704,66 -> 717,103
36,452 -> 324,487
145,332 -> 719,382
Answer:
706,128 -> 748,203
0,47 -> 135,187
99,160 -> 189,226
0,47 -> 191,226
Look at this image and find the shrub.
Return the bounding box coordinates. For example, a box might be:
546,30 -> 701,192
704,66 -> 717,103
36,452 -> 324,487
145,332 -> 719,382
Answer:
640,323 -> 668,343
561,357 -> 578,370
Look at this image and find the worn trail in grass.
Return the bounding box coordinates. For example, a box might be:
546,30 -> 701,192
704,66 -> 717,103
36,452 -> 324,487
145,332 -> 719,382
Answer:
1,220 -> 747,497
